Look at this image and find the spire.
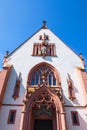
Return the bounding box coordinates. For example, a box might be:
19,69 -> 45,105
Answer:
42,20 -> 48,29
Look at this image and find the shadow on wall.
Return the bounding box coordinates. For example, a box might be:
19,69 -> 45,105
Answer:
63,73 -> 84,106
42,56 -> 53,62
63,84 -> 80,106
63,96 -> 80,108
65,107 -> 87,130
72,84 -> 81,105
63,94 -> 80,106
78,111 -> 87,130
41,55 -> 59,62
74,86 -> 79,93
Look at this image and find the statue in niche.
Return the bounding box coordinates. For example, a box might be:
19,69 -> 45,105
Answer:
39,33 -> 49,57
40,43 -> 47,57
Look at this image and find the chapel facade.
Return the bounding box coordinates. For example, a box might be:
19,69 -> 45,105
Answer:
0,22 -> 87,130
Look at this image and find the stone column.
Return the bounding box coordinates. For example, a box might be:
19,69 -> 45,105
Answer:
56,109 -> 60,130
60,111 -> 67,130
19,106 -> 25,130
28,108 -> 32,130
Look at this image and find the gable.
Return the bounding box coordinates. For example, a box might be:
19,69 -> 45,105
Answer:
2,25 -> 84,72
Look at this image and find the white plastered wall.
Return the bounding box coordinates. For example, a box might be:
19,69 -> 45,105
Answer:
3,28 -> 85,105
0,106 -> 23,130
65,107 -> 87,130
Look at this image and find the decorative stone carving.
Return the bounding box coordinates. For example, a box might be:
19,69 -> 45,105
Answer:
54,87 -> 63,102
39,33 -> 49,57
34,106 -> 53,117
2,51 -> 9,65
67,73 -> 75,101
32,33 -> 56,57
12,73 -> 22,100
39,68 -> 49,87
31,92 -> 55,110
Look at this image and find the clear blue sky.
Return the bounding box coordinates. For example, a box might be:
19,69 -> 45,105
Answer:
0,0 -> 87,70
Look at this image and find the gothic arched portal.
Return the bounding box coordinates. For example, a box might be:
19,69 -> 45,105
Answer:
21,62 -> 67,130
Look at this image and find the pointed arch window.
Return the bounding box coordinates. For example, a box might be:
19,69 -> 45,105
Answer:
29,66 -> 57,86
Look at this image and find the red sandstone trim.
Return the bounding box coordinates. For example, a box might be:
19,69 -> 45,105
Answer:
80,70 -> 87,93
64,105 -> 87,108
0,65 -> 12,108
71,111 -> 80,126
22,86 -> 66,130
13,79 -> 21,100
1,104 -> 87,108
27,62 -> 61,86
7,110 -> 16,124
77,69 -> 87,105
1,104 -> 24,106
67,74 -> 75,101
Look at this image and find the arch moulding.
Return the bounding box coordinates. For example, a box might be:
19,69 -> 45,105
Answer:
20,62 -> 67,130
21,86 -> 67,130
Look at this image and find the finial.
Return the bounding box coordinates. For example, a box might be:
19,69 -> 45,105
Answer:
42,20 -> 47,29
43,20 -> 46,26
79,53 -> 83,60
79,53 -> 86,67
4,51 -> 9,58
2,51 -> 9,65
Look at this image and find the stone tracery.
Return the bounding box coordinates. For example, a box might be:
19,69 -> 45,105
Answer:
32,33 -> 56,57
31,91 -> 55,110
21,62 -> 67,130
